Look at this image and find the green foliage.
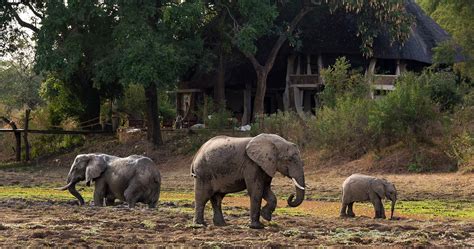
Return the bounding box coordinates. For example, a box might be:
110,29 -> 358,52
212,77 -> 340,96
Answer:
422,70 -> 462,111
116,84 -> 176,124
0,40 -> 42,111
369,73 -> 437,145
320,57 -> 370,108
207,109 -> 233,130
117,84 -> 146,119
418,0 -> 474,79
310,97 -> 372,158
30,135 -> 84,159
234,0 -> 278,54
39,74 -> 83,125
251,111 -> 307,148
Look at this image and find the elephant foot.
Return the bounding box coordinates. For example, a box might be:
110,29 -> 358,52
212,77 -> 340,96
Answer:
340,213 -> 355,218
249,221 -> 264,229
261,207 -> 273,221
213,219 -> 227,226
193,219 -> 208,227
347,213 -> 355,218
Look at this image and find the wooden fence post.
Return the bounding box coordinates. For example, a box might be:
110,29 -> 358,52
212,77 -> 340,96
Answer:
23,109 -> 31,161
1,116 -> 21,161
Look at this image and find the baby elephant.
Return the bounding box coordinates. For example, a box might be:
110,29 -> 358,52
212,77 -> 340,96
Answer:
58,153 -> 161,208
340,174 -> 397,219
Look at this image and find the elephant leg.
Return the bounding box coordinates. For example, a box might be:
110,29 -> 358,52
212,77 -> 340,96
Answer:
370,192 -> 384,219
105,194 -> 115,206
379,201 -> 386,219
347,202 -> 355,217
194,180 -> 211,226
148,200 -> 158,209
245,176 -> 265,229
124,185 -> 140,208
211,193 -> 226,226
261,187 -> 277,221
93,179 -> 107,207
340,203 -> 348,217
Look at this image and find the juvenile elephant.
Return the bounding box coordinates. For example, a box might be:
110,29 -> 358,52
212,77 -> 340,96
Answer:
58,154 -> 161,208
191,133 -> 305,229
340,174 -> 397,219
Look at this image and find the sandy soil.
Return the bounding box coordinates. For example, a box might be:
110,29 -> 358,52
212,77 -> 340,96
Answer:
0,198 -> 473,247
1,136 -> 473,246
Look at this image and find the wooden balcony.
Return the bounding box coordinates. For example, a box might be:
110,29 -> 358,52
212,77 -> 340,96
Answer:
289,74 -> 322,88
373,74 -> 398,90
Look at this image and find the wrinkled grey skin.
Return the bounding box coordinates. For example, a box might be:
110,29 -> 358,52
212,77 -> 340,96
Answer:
191,133 -> 305,229
58,154 -> 161,208
340,174 -> 397,219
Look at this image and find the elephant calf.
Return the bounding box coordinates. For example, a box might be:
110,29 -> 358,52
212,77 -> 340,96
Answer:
58,154 -> 161,208
340,174 -> 397,219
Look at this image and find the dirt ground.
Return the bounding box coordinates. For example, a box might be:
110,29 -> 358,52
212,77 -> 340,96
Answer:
0,135 -> 473,247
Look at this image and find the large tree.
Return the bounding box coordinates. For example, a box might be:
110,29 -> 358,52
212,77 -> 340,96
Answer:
106,0 -> 205,145
212,0 -> 413,119
417,0 -> 474,79
34,1 -> 121,125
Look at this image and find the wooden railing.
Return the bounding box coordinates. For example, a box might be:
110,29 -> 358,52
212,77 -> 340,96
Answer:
289,74 -> 321,87
373,74 -> 398,86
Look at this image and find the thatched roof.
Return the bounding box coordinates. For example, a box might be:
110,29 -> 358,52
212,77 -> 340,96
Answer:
300,0 -> 462,64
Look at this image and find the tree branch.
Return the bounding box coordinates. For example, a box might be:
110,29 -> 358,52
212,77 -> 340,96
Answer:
264,6 -> 314,70
6,4 -> 40,33
25,2 -> 43,19
243,51 -> 263,72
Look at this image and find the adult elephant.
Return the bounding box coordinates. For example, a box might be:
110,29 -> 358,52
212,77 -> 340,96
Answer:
191,133 -> 305,229
57,154 -> 161,208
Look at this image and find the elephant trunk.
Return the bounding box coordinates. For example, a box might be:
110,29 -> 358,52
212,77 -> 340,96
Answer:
57,178 -> 85,205
67,182 -> 85,205
287,176 -> 305,207
390,199 -> 396,219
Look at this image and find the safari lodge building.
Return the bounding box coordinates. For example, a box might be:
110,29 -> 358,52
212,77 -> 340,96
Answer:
176,1 -> 457,125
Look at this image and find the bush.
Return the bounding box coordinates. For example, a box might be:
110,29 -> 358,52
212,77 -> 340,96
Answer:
309,97 -> 372,158
422,70 -> 462,112
116,84 -> 176,125
369,73 -> 437,146
195,96 -> 234,130
320,57 -> 370,108
251,111 -> 307,147
207,109 -> 233,130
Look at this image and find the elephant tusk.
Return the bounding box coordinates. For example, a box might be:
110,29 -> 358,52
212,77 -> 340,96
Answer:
292,178 -> 305,190
55,182 -> 73,191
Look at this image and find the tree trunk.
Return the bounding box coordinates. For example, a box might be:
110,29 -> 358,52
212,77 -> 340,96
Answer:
145,82 -> 163,146
1,117 -> 21,161
252,69 -> 269,120
214,52 -> 226,110
23,109 -> 31,161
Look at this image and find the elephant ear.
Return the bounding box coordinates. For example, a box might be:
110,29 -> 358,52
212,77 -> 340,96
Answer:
85,155 -> 107,183
246,134 -> 277,177
370,178 -> 386,199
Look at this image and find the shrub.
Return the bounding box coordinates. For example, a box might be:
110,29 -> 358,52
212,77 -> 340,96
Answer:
422,70 -> 462,112
251,111 -> 307,147
369,73 -> 437,146
196,96 -> 234,130
320,57 -> 370,108
309,97 -> 372,158
207,109 -> 233,130
116,84 -> 176,125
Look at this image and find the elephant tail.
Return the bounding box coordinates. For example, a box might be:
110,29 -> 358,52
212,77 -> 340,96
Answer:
190,165 -> 197,178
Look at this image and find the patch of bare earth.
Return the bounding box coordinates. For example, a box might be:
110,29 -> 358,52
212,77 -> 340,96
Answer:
1,135 -> 473,246
0,200 -> 472,247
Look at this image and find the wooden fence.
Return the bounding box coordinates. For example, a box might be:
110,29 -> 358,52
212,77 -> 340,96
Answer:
1,110 -> 253,162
